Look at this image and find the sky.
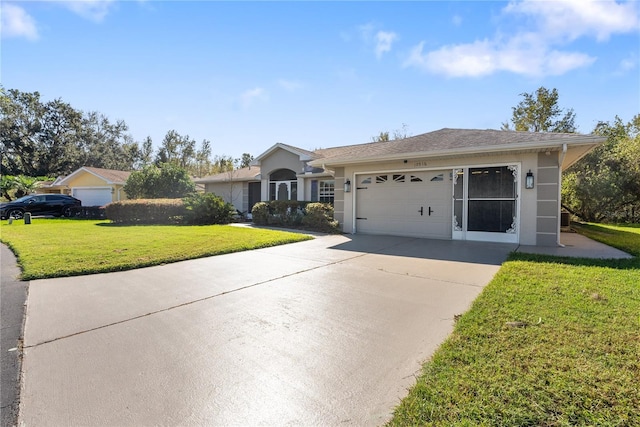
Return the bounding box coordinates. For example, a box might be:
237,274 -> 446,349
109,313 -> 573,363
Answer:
2,0 -> 639,160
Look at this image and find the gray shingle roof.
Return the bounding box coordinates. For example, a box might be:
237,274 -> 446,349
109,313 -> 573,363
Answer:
309,128 -> 604,166
195,166 -> 261,183
83,167 -> 132,183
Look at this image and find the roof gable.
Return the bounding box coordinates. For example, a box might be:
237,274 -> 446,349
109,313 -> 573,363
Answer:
253,143 -> 316,164
59,167 -> 132,185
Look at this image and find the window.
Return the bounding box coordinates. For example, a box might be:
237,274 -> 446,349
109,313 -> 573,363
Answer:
410,175 -> 423,182
393,174 -> 405,182
319,180 -> 334,203
376,175 -> 388,183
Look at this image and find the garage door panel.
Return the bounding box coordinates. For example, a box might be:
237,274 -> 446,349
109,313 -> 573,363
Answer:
73,188 -> 112,207
356,170 -> 452,239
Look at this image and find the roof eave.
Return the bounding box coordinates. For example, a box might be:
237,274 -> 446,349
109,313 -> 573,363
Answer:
310,137 -> 605,167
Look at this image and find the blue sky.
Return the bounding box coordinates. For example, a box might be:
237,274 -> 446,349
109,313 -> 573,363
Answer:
2,0 -> 639,160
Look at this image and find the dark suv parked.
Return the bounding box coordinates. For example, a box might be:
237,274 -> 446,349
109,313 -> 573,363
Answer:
0,194 -> 82,219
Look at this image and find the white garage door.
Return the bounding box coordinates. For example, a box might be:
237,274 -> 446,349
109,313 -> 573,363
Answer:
355,170 -> 452,239
73,188 -> 112,207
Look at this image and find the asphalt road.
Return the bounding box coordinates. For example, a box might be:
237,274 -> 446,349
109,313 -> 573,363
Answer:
1,244 -> 27,427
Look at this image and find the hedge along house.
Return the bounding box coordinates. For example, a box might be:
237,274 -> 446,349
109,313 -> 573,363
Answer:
199,128 -> 604,246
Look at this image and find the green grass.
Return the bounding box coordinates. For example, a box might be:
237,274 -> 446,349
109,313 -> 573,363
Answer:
390,226 -> 640,426
0,219 -> 312,280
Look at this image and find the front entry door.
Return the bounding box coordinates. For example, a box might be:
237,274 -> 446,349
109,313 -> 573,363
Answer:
355,171 -> 451,239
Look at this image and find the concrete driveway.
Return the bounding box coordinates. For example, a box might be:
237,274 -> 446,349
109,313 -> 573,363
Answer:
19,234 -> 516,426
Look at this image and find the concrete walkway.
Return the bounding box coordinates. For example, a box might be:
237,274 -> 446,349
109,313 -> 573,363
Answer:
516,231 -> 633,259
19,235 -> 517,426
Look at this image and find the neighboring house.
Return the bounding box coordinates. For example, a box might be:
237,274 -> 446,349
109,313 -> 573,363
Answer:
53,167 -> 131,206
199,128 -> 606,246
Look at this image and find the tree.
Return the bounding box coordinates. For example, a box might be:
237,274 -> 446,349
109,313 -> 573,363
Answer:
192,139 -> 213,177
80,111 -> 139,171
155,130 -> 196,169
502,87 -> 576,133
1,87 -> 142,176
372,131 -> 390,142
562,115 -> 640,222
371,124 -> 411,142
124,163 -> 195,199
211,154 -> 234,174
240,153 -> 254,168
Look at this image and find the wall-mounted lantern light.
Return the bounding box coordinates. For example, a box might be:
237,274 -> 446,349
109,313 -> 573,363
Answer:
344,179 -> 351,193
525,170 -> 534,189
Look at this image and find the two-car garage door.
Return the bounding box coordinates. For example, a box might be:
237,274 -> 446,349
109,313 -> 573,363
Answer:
72,188 -> 113,207
355,170 -> 452,239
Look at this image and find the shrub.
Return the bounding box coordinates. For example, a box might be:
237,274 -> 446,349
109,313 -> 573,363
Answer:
302,203 -> 340,232
251,201 -> 340,232
251,202 -> 270,225
105,199 -> 186,224
268,200 -> 306,226
183,193 -> 235,225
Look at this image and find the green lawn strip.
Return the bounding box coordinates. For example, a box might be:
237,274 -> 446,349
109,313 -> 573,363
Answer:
389,254 -> 640,426
572,222 -> 640,257
0,219 -> 312,279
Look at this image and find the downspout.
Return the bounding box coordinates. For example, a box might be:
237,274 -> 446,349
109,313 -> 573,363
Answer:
557,144 -> 568,247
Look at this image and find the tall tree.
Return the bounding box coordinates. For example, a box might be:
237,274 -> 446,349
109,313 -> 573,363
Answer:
240,153 -> 254,168
1,87 -> 142,176
192,139 -> 213,177
155,130 -> 196,169
502,87 -> 576,133
562,115 -> 640,222
80,111 -> 139,171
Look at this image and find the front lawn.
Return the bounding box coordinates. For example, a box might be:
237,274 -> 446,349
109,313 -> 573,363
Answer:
0,219 -> 312,280
389,224 -> 640,426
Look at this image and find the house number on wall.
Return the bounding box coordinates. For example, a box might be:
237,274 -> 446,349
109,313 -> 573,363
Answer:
414,161 -> 428,167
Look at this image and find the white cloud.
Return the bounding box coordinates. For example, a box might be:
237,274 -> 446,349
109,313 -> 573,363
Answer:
53,0 -> 116,22
240,87 -> 268,108
375,31 -> 398,59
404,0 -> 635,78
404,35 -> 596,78
505,0 -> 640,42
356,23 -> 398,59
278,79 -> 303,92
1,3 -> 38,40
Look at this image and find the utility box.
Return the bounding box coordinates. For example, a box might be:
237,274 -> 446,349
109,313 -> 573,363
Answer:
24,212 -> 32,224
561,211 -> 570,227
